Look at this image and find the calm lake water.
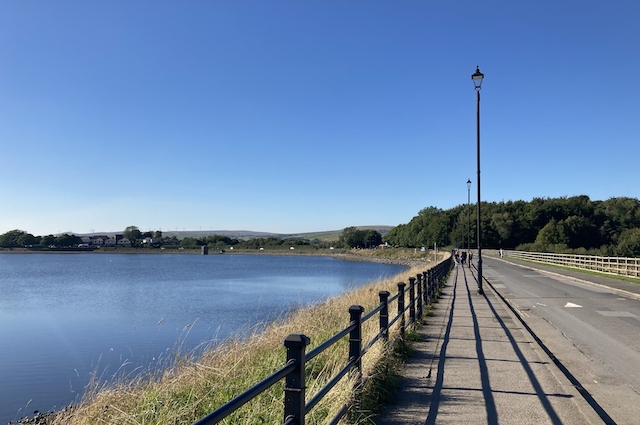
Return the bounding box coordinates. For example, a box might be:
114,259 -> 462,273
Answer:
0,253 -> 406,423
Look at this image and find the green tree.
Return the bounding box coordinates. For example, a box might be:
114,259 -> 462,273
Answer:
492,212 -> 514,244
123,226 -> 142,241
615,228 -> 640,257
563,216 -> 599,249
17,233 -> 38,246
179,237 -> 202,249
0,230 -> 32,247
535,219 -> 568,246
363,229 -> 382,248
338,227 -> 381,249
55,233 -> 82,247
40,235 -> 56,247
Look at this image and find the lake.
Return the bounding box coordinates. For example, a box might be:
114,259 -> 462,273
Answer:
0,253 -> 406,424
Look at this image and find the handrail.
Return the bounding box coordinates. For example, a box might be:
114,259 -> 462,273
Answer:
305,357 -> 358,414
192,255 -> 453,425
306,322 -> 355,362
192,360 -> 298,425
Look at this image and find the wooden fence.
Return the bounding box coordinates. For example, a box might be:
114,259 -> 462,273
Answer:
502,250 -> 640,279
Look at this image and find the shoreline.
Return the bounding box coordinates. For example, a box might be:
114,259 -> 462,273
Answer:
7,251 -> 434,424
0,247 -> 431,267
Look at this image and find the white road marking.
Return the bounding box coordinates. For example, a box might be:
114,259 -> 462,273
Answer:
565,302 -> 583,308
537,303 -> 547,307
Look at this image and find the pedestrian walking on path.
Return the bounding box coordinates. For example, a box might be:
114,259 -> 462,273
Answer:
374,265 -> 597,424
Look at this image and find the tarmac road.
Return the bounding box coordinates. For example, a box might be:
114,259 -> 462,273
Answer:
483,256 -> 640,424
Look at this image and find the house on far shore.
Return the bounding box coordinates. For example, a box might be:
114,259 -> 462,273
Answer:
78,235 -> 130,247
142,237 -> 157,245
117,238 -> 131,247
91,236 -> 109,246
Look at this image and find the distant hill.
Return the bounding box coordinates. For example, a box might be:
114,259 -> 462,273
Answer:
76,226 -> 394,241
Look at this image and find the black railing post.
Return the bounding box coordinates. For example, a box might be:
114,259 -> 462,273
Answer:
416,274 -> 423,320
349,305 -> 365,373
422,271 -> 428,306
397,282 -> 406,339
425,269 -> 432,305
284,334 -> 310,425
433,266 -> 438,296
409,277 -> 416,325
379,291 -> 390,342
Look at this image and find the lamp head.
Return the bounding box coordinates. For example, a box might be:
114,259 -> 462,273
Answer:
471,66 -> 484,90
467,179 -> 472,189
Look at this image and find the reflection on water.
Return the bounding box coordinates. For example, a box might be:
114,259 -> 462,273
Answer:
0,253 -> 405,423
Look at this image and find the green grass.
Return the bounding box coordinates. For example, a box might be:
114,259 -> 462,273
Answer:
49,258 -> 444,425
344,247 -> 445,262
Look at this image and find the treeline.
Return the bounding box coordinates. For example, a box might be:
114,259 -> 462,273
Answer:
382,195 -> 640,257
0,227 -> 385,251
0,230 -> 82,248
179,235 -> 323,250
338,226 -> 383,249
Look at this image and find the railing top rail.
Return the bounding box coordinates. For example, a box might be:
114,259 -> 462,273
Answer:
193,359 -> 297,425
362,302 -> 384,323
305,356 -> 357,414
387,291 -> 400,304
307,322 -> 355,362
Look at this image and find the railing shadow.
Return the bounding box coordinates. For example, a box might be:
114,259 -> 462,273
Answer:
469,265 -> 564,425
463,266 -> 498,424
424,265 -> 458,425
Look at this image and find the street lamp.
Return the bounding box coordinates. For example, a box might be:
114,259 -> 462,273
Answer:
467,178 -> 471,268
472,66 -> 484,294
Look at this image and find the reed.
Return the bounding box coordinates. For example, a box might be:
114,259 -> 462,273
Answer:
49,260 -> 434,425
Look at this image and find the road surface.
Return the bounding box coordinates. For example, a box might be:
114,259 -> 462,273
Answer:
483,256 -> 640,424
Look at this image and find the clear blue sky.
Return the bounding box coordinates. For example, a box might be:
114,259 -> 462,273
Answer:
1,1 -> 639,236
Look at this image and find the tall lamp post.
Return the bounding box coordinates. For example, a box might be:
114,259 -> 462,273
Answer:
467,178 -> 471,268
472,66 -> 484,294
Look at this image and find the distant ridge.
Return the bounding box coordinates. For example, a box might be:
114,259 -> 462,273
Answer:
74,226 -> 394,241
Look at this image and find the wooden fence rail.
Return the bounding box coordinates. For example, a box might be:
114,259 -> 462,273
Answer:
501,250 -> 640,279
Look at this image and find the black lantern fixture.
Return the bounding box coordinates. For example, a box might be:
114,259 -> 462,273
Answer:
472,66 -> 484,90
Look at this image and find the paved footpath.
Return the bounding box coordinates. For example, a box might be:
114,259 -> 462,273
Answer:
374,264 -> 603,425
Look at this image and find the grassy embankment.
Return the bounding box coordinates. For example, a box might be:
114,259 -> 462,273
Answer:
48,249 -> 449,425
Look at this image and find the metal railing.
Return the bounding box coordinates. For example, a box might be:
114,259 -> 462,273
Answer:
193,256 -> 453,425
502,250 -> 640,279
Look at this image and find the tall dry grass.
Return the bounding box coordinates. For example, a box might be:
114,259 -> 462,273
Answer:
49,259 -> 439,425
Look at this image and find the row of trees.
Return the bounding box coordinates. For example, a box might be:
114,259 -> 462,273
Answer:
338,227 -> 383,249
0,226 -> 385,251
382,196 -> 640,257
0,230 -> 82,248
